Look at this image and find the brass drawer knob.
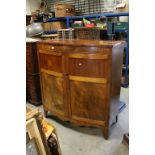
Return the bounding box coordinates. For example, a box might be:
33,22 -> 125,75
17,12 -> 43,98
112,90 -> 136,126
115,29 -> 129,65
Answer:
78,62 -> 82,66
51,46 -> 55,50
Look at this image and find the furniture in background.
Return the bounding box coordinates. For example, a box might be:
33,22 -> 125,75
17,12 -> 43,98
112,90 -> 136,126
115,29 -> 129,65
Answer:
37,40 -> 124,139
26,40 -> 42,105
26,107 -> 62,155
26,15 -> 31,26
26,118 -> 47,155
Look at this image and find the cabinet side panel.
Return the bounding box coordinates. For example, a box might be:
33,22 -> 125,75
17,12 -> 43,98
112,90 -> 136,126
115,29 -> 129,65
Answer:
26,43 -> 39,74
110,44 -> 124,125
26,42 -> 42,105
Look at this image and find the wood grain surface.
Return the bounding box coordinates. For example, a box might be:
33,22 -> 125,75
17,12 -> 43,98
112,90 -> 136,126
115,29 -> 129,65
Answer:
37,40 -> 124,139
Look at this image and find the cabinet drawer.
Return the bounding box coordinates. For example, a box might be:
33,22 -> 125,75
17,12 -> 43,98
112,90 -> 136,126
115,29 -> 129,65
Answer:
38,44 -> 63,52
68,53 -> 111,78
39,53 -> 62,73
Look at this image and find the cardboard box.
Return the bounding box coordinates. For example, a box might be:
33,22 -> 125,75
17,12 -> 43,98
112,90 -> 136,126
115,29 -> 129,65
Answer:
115,3 -> 129,12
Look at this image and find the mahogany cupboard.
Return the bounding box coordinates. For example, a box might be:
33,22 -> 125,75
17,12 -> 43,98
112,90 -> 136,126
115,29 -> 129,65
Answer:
37,40 -> 124,139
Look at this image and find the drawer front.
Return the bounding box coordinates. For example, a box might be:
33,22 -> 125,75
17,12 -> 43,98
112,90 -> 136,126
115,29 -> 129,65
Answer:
68,53 -> 111,79
38,44 -> 109,54
38,44 -> 63,52
39,53 -> 62,73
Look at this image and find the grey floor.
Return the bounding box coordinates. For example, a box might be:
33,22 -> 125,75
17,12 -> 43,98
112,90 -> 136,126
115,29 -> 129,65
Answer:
27,88 -> 129,155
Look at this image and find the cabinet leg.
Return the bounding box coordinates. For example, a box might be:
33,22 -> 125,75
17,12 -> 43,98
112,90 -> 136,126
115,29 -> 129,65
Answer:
102,127 -> 109,140
44,109 -> 48,118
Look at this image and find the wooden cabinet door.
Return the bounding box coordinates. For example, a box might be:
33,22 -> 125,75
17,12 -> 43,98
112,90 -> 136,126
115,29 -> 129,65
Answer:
39,51 -> 68,118
68,52 -> 111,126
41,72 -> 68,117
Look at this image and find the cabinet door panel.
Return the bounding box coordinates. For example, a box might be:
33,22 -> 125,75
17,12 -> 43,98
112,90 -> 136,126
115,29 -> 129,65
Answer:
69,80 -> 108,123
41,72 -> 67,117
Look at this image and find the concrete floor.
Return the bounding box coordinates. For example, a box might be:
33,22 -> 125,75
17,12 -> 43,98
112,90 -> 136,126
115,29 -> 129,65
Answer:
27,87 -> 129,155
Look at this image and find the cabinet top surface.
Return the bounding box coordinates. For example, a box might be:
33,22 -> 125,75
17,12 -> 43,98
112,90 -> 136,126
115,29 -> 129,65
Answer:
38,39 -> 124,47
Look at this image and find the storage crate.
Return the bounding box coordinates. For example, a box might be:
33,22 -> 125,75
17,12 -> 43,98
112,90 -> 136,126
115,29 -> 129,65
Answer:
43,22 -> 51,31
51,21 -> 66,30
74,27 -> 100,40
58,29 -> 75,40
114,22 -> 128,30
54,3 -> 75,17
43,22 -> 66,31
107,22 -> 128,34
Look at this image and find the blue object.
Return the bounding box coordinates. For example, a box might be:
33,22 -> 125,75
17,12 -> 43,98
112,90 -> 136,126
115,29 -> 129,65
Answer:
44,30 -> 58,34
118,101 -> 127,113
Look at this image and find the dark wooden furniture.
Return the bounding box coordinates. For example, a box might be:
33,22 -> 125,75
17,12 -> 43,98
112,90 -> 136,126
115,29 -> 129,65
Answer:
26,15 -> 31,26
37,40 -> 124,139
26,41 -> 42,105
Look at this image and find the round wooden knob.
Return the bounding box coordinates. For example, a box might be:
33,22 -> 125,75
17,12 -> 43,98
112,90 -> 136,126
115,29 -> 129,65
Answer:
51,46 -> 55,50
78,62 -> 82,66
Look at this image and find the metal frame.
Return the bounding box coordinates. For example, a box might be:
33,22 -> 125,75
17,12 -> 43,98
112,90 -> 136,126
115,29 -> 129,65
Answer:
36,12 -> 128,26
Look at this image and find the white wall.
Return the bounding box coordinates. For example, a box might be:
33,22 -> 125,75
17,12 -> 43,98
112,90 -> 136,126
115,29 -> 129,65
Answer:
26,0 -> 41,15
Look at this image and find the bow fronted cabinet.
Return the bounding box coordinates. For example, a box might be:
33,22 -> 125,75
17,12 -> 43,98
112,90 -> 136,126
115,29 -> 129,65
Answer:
37,40 -> 124,139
